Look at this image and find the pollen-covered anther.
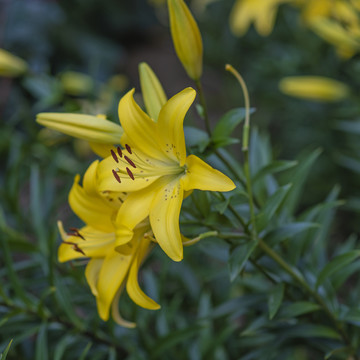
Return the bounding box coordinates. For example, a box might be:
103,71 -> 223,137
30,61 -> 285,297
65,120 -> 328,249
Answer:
110,149 -> 119,163
63,241 -> 86,256
117,146 -> 123,158
126,167 -> 135,180
124,155 -> 136,168
69,227 -> 85,240
112,169 -> 121,183
125,144 -> 132,154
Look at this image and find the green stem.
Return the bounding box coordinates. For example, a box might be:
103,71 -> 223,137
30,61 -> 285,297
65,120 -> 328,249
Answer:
195,80 -> 212,136
258,239 -> 351,347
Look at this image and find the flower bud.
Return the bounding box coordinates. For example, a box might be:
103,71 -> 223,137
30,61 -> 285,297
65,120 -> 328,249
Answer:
60,71 -> 94,96
139,62 -> 167,121
279,76 -> 350,102
0,48 -> 27,77
168,0 -> 203,80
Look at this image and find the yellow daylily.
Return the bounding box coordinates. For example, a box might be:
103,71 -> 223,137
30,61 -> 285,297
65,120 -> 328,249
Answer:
97,87 -> 235,262
279,76 -> 350,102
168,0 -> 203,80
230,0 -> 290,37
36,113 -> 123,158
58,160 -> 160,327
0,48 -> 28,77
139,62 -> 167,121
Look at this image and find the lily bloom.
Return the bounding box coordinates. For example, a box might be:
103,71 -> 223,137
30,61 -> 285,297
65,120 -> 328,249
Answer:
58,160 -> 160,327
97,87 -> 235,262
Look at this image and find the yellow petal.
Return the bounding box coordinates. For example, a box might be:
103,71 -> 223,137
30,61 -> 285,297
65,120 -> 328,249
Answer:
82,160 -> 99,196
114,181 -> 160,248
57,223 -> 115,262
96,246 -> 136,321
183,155 -> 236,192
111,285 -> 136,328
0,48 -> 27,77
97,154 -> 161,193
157,87 -> 196,166
36,113 -> 123,144
168,0 -> 203,80
279,76 -> 350,102
230,0 -> 254,36
85,258 -> 103,296
126,237 -> 160,310
60,71 -> 94,96
69,174 -> 115,232
149,177 -> 184,262
139,62 -> 167,121
118,89 -> 165,160
89,142 -> 116,158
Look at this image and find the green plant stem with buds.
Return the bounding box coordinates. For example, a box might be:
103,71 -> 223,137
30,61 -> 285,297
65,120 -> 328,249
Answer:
196,64 -> 354,354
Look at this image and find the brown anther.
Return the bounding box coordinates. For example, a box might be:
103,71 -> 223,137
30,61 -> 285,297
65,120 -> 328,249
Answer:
125,144 -> 132,154
69,227 -> 85,240
117,146 -> 123,158
112,169 -> 121,183
72,244 -> 86,256
126,167 -> 135,180
124,155 -> 136,168
110,149 -> 119,163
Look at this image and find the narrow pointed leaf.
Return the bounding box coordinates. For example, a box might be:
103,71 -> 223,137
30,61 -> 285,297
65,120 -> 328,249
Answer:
268,283 -> 284,319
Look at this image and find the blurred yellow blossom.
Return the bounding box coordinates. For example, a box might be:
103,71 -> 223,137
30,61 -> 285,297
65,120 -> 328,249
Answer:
60,71 -> 94,96
279,76 -> 350,102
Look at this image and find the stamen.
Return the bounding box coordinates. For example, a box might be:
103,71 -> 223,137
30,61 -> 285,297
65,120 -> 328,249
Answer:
126,167 -> 135,180
63,241 -> 86,256
111,149 -> 119,163
112,169 -> 121,183
124,155 -> 136,168
69,227 -> 85,240
117,146 -> 123,158
125,144 -> 132,154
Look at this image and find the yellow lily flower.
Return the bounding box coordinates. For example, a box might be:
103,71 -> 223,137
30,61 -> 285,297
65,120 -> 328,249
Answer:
279,76 -> 350,102
230,0 -> 290,37
36,113 -> 123,158
97,87 -> 235,262
168,0 -> 203,80
139,62 -> 167,121
58,160 -> 160,327
0,48 -> 27,77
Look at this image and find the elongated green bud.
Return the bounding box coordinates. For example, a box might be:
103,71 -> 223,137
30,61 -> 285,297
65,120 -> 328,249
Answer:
139,62 -> 167,121
168,0 -> 203,80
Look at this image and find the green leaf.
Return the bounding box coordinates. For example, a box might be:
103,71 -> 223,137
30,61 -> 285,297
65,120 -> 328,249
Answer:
268,283 -> 284,319
79,342 -> 92,360
212,107 -> 255,146
280,301 -> 321,318
35,323 -> 48,360
256,184 -> 292,232
316,250 -> 360,289
228,240 -> 258,282
150,324 -> 204,359
0,339 -> 13,360
54,336 -> 77,360
252,161 -> 298,185
264,222 -> 319,246
284,324 -> 341,340
325,347 -> 353,360
184,126 -> 210,152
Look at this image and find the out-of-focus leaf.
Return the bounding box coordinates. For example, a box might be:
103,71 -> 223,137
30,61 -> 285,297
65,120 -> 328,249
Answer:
150,324 -> 204,359
325,346 -> 353,360
212,107 -> 255,147
335,120 -> 360,135
280,301 -> 321,318
79,342 -> 92,360
256,184 -> 292,232
0,339 -> 13,360
284,324 -> 341,340
316,250 -> 360,289
54,336 -> 77,360
228,240 -> 258,282
35,323 -> 48,360
281,148 -> 322,215
264,222 -> 319,246
252,161 -> 297,185
268,283 -> 284,319
184,126 -> 210,152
